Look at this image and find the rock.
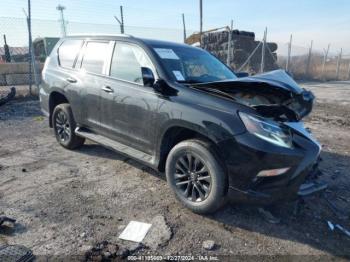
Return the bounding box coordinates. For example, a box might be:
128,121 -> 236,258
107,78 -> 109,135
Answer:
117,217 -> 123,221
106,244 -> 118,255
116,246 -> 130,258
143,215 -> 172,250
202,240 -> 215,250
80,232 -> 87,238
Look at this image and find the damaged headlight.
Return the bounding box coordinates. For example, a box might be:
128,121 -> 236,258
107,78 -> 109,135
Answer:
239,112 -> 293,148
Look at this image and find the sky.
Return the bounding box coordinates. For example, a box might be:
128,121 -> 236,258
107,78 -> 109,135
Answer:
1,0 -> 349,56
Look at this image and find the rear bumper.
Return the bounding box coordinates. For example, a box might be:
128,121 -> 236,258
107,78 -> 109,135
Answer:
218,127 -> 321,205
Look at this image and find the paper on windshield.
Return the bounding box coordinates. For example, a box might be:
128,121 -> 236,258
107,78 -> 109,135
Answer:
173,70 -> 185,81
154,48 -> 180,59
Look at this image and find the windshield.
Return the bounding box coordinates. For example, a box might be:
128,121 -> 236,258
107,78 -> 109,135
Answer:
152,45 -> 237,83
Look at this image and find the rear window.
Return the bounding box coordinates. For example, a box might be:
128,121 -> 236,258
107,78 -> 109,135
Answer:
81,41 -> 109,74
57,40 -> 82,68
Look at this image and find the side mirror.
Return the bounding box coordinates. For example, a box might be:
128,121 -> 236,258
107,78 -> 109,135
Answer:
141,67 -> 155,87
235,72 -> 249,78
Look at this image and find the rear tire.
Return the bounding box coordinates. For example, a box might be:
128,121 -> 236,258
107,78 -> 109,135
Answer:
52,103 -> 85,149
165,139 -> 227,214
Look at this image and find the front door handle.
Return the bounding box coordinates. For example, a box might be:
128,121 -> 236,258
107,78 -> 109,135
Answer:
101,85 -> 114,93
66,77 -> 77,83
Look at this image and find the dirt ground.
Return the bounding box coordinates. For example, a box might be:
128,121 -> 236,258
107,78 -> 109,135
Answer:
0,81 -> 350,260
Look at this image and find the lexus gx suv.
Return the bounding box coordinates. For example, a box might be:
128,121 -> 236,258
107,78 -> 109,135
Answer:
40,35 -> 321,214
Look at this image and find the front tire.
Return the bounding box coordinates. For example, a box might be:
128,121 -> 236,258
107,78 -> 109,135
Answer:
52,103 -> 85,149
165,139 -> 227,214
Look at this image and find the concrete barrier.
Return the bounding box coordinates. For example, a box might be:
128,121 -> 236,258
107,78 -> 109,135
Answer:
0,62 -> 43,86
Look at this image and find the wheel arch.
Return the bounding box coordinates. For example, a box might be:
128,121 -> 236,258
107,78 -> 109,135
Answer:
156,122 -> 225,172
48,91 -> 70,127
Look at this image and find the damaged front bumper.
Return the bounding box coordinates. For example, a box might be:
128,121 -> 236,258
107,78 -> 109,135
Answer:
219,122 -> 322,205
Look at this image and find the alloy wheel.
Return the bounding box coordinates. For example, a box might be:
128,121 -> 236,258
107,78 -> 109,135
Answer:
55,110 -> 71,142
174,153 -> 212,202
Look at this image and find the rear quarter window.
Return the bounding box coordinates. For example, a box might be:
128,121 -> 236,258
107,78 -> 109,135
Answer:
57,40 -> 83,68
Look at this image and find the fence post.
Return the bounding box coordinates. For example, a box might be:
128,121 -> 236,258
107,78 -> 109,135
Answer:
305,40 -> 313,77
260,27 -> 267,73
199,0 -> 203,47
182,13 -> 186,43
348,61 -> 350,80
336,48 -> 342,80
321,44 -> 330,81
226,20 -> 233,67
286,34 -> 292,72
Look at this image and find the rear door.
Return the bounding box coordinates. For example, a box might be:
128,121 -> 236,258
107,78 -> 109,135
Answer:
74,40 -> 112,132
99,41 -> 159,154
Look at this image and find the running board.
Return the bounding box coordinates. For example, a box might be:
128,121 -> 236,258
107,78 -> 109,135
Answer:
75,127 -> 156,166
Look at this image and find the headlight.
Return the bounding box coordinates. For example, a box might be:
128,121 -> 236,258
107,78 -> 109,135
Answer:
239,112 -> 293,148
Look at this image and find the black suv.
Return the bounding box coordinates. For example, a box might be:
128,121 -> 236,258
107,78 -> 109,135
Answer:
40,35 -> 321,214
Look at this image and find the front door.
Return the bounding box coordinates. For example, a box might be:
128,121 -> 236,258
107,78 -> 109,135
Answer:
99,41 -> 159,155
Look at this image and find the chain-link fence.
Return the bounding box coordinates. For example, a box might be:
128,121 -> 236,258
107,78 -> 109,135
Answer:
0,15 -> 349,98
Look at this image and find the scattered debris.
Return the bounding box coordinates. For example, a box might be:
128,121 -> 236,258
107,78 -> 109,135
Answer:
202,240 -> 216,250
323,195 -> 349,220
119,221 -> 152,243
327,221 -> 335,231
143,215 -> 172,250
258,208 -> 281,224
0,216 -> 16,227
335,224 -> 350,238
298,180 -> 328,196
327,221 -> 350,238
0,244 -> 34,262
0,87 -> 16,107
21,168 -> 27,173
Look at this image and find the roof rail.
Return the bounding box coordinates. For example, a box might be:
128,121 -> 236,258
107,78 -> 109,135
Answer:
66,33 -> 133,38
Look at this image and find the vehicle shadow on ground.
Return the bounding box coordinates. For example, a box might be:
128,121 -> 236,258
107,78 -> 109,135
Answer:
77,144 -> 350,257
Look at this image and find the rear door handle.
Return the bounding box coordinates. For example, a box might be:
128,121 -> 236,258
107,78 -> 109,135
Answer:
101,85 -> 114,93
66,77 -> 77,83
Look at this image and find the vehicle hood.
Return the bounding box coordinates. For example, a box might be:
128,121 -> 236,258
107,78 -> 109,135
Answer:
190,70 -> 314,122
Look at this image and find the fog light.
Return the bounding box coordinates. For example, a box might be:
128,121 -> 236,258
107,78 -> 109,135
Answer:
257,167 -> 290,177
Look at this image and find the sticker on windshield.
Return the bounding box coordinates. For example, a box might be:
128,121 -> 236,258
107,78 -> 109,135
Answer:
173,70 -> 185,81
154,48 -> 180,60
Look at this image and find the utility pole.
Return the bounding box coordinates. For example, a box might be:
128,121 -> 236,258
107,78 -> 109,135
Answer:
305,40 -> 313,77
199,0 -> 203,47
182,13 -> 186,43
260,27 -> 267,73
114,6 -> 125,34
56,5 -> 67,37
321,44 -> 330,81
226,20 -> 233,67
286,34 -> 292,72
336,48 -> 342,80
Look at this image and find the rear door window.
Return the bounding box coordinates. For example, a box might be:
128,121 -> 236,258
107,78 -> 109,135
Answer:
110,42 -> 155,84
81,41 -> 109,74
58,40 -> 83,68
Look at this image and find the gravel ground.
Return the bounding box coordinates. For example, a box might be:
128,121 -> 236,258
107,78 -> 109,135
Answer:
0,81 -> 350,260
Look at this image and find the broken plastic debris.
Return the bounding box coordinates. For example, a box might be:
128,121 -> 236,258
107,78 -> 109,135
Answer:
335,224 -> 350,238
119,221 -> 152,243
258,208 -> 281,224
327,221 -> 334,231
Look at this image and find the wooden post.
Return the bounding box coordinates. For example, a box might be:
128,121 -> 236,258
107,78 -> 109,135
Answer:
321,44 -> 330,81
199,0 -> 203,47
226,20 -> 233,67
336,48 -> 342,80
182,13 -> 186,43
260,27 -> 267,73
348,61 -> 350,80
286,34 -> 292,72
306,40 -> 313,77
